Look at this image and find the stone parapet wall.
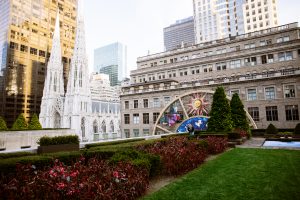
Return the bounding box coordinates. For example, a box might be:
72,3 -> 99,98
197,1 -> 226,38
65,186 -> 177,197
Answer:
0,129 -> 76,151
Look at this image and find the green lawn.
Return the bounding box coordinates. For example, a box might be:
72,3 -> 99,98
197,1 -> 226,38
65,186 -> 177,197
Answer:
143,148 -> 300,200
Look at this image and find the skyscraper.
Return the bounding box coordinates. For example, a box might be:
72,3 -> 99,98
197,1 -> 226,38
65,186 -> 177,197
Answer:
0,0 -> 77,126
94,42 -> 128,86
193,0 -> 278,43
163,17 -> 195,51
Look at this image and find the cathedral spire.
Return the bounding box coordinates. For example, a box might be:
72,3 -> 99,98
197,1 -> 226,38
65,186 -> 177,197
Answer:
39,12 -> 64,128
64,0 -> 92,141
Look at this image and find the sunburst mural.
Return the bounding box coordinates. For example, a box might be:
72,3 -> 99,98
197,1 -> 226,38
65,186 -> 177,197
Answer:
186,93 -> 210,116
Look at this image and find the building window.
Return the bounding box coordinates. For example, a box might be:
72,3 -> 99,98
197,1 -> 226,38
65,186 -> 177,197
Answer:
248,107 -> 260,121
153,112 -> 160,123
125,101 -> 129,109
279,51 -> 293,61
20,45 -> 28,52
10,42 -> 18,49
143,113 -> 149,124
143,99 -> 148,108
133,114 -> 139,124
266,106 -> 278,121
143,129 -> 150,136
124,114 -> 130,124
164,96 -> 171,105
284,85 -> 295,98
230,90 -> 240,96
134,100 -> 138,108
247,89 -> 257,101
124,129 -> 130,138
285,105 -> 299,121
265,87 -> 275,100
39,50 -> 45,57
30,47 -> 37,55
133,129 -> 139,137
230,60 -> 241,69
153,98 -> 160,108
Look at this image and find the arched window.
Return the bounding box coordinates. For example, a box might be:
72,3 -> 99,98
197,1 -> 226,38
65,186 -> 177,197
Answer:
101,120 -> 106,133
93,120 -> 98,133
110,120 -> 114,132
81,118 -> 85,138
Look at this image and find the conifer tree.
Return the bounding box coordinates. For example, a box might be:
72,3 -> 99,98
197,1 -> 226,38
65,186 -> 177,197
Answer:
11,114 -> 28,131
207,87 -> 232,132
0,116 -> 7,131
230,93 -> 249,131
28,113 -> 42,130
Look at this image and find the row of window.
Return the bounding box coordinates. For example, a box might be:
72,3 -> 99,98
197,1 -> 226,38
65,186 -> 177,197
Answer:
124,113 -> 160,125
248,105 -> 299,122
140,35 -> 291,69
124,129 -> 150,138
235,84 -> 296,101
124,97 -> 172,109
135,50 -> 297,83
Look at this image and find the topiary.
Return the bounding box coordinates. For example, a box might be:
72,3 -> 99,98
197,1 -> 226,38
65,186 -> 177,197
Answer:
0,116 -> 8,131
230,93 -> 250,132
266,123 -> 278,135
11,114 -> 28,131
294,123 -> 300,134
208,87 -> 233,132
28,113 -> 42,130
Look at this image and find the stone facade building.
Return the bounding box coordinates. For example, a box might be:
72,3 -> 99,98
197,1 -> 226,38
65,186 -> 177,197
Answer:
121,23 -> 300,138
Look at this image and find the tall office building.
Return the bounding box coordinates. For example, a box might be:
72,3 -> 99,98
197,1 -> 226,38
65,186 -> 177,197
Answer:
94,42 -> 128,86
193,0 -> 278,43
163,17 -> 195,51
0,0 -> 77,126
99,65 -> 119,86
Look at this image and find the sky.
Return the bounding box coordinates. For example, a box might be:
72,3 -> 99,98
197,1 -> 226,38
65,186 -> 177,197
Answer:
84,0 -> 300,73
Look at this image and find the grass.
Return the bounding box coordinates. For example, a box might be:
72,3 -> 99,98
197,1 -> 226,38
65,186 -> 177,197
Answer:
143,148 -> 300,200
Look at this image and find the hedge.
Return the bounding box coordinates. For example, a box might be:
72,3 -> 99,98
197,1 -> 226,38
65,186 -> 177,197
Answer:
85,138 -> 145,149
28,113 -> 42,130
0,152 -> 35,160
38,135 -> 79,146
11,114 -> 28,131
294,123 -> 300,134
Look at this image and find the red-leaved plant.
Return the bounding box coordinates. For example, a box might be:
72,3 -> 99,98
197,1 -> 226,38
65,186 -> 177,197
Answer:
136,137 -> 208,176
0,157 -> 149,199
205,136 -> 228,154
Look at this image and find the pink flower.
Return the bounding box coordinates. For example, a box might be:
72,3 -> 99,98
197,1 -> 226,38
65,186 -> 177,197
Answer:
113,171 -> 120,178
57,182 -> 66,190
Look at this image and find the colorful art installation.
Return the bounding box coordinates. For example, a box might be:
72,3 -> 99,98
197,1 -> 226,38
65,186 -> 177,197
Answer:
176,117 -> 209,133
187,93 -> 209,116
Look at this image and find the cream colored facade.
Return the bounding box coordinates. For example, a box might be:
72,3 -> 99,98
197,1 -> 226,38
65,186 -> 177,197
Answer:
243,0 -> 278,33
121,23 -> 300,138
0,0 -> 77,126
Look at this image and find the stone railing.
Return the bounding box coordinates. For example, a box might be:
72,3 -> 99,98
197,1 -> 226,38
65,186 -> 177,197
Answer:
0,129 -> 76,152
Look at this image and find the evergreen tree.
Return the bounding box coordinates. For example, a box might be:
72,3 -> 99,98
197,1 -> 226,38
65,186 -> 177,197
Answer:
207,87 -> 232,132
266,123 -> 278,135
230,93 -> 250,131
28,113 -> 42,130
294,123 -> 300,135
11,114 -> 28,131
0,116 -> 7,131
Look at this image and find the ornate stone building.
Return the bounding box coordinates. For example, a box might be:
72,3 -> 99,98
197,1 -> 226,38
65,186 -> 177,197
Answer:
40,2 -> 120,142
121,23 -> 300,138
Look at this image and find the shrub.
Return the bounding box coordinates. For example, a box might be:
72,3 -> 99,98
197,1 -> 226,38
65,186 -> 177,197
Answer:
0,152 -> 35,160
0,116 -> 7,131
136,137 -> 208,176
85,138 -> 145,149
266,124 -> 278,135
0,158 -> 149,199
227,132 -> 242,140
208,87 -> 233,132
11,114 -> 28,130
110,149 -> 161,177
205,136 -> 228,154
38,135 -> 79,146
230,93 -> 250,132
294,123 -> 300,134
28,113 -> 42,130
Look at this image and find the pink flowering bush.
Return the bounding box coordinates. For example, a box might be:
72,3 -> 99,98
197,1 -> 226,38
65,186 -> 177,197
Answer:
0,157 -> 149,199
136,137 -> 208,176
205,136 -> 228,154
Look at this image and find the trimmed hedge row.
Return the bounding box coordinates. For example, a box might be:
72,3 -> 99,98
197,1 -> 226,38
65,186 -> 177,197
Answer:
0,152 -> 35,160
85,138 -> 145,149
38,135 -> 79,146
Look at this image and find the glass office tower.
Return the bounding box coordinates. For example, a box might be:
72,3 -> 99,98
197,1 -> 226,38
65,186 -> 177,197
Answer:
0,0 -> 77,126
